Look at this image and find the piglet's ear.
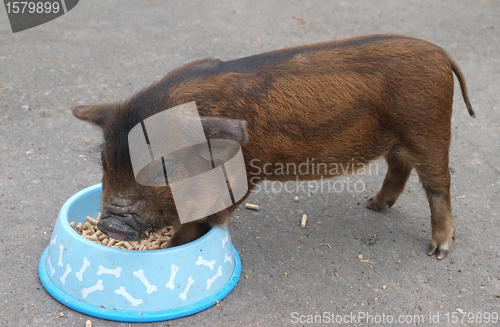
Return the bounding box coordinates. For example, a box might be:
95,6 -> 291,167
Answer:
200,117 -> 248,146
71,103 -> 116,127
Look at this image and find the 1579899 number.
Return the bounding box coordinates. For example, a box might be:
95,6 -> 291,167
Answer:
5,1 -> 60,14
444,311 -> 498,324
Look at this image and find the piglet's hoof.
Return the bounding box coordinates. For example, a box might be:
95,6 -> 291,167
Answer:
437,249 -> 449,260
427,245 -> 438,256
97,216 -> 138,242
427,245 -> 449,260
366,198 -> 381,211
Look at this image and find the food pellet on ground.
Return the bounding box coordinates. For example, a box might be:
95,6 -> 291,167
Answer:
245,203 -> 259,210
300,214 -> 307,228
70,213 -> 172,250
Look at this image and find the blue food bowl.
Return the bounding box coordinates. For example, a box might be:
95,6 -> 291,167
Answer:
38,183 -> 241,322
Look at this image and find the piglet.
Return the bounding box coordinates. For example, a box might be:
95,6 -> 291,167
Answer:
72,34 -> 474,259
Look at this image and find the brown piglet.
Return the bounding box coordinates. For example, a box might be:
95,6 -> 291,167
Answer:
72,34 -> 474,260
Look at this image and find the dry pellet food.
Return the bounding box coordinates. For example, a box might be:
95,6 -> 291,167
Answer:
70,213 -> 172,250
300,214 -> 307,228
245,203 -> 259,210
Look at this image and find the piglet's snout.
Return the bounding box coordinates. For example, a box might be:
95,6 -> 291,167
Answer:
97,198 -> 148,242
97,215 -> 138,241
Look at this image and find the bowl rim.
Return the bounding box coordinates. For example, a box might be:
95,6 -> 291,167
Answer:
61,183 -> 227,255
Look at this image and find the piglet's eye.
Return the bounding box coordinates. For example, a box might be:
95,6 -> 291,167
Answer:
101,152 -> 107,172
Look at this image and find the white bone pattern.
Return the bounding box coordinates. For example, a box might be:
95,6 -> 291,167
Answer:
206,266 -> 222,290
82,279 -> 103,298
179,276 -> 194,301
195,256 -> 215,270
221,232 -> 229,248
133,269 -> 157,294
166,264 -> 179,290
58,244 -> 64,267
60,263 -> 72,285
47,256 -> 55,276
97,265 -> 122,278
49,230 -> 235,303
224,253 -> 232,264
115,286 -> 142,306
75,257 -> 90,282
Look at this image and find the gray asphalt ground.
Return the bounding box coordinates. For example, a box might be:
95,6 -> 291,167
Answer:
1,0 -> 499,326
